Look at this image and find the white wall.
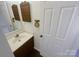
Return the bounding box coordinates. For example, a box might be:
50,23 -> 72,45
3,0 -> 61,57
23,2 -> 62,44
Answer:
30,1 -> 41,51
22,22 -> 33,33
0,1 -> 14,57
0,2 -> 14,34
0,28 -> 14,57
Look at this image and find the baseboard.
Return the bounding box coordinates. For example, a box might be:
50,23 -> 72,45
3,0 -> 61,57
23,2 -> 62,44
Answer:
34,47 -> 43,56
34,47 -> 40,52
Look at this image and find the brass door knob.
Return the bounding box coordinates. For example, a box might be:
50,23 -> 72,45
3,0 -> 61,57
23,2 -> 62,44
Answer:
34,20 -> 40,28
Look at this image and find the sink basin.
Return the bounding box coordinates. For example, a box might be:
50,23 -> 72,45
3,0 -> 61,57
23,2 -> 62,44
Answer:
8,32 -> 33,52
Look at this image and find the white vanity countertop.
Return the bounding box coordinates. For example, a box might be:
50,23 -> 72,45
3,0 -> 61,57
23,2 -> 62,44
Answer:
7,32 -> 33,52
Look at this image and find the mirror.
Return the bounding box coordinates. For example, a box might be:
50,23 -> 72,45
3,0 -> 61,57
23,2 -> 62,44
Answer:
0,1 -> 22,34
6,1 -> 22,32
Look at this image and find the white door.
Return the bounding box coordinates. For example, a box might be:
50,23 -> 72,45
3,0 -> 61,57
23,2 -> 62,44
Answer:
40,1 -> 79,57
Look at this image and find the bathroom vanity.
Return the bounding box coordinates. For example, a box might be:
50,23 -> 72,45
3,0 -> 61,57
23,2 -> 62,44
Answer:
7,31 -> 34,57
14,36 -> 34,57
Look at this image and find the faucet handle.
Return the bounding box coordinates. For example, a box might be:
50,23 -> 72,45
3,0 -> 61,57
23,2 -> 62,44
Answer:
15,34 -> 19,38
